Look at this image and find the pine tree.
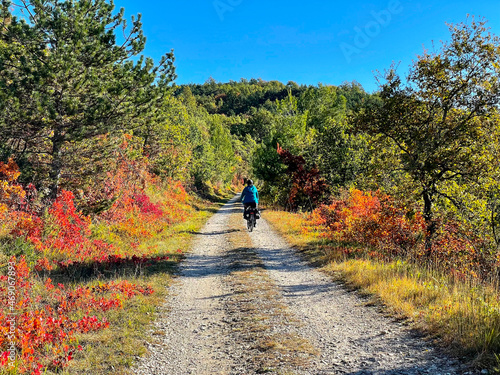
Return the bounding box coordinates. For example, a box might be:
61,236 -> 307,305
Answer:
0,0 -> 176,197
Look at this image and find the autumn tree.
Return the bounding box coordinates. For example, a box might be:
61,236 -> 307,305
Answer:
276,144 -> 329,211
356,17 -> 500,255
0,0 -> 176,197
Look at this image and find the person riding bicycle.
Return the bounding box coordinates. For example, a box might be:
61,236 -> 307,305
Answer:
241,179 -> 259,219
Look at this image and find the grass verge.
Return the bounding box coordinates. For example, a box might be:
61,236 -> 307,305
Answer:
224,212 -> 319,374
264,210 -> 500,370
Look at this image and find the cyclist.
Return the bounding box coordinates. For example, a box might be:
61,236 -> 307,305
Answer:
241,179 -> 259,219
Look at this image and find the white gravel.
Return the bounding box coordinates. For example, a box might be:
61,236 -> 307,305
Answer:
133,197 -> 480,375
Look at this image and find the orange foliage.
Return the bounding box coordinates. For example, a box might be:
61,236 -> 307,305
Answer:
0,256 -> 152,374
88,145 -> 192,246
312,189 -> 424,258
309,189 -> 491,280
12,190 -> 118,267
0,158 -> 26,218
0,152 -> 194,374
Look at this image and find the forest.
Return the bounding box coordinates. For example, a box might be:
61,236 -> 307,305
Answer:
1,0 -> 500,373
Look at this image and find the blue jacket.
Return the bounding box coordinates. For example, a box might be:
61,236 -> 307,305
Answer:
241,185 -> 259,204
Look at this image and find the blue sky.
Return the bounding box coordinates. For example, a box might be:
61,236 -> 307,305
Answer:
114,0 -> 500,93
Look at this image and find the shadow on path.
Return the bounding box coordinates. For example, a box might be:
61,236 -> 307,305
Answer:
186,229 -> 240,236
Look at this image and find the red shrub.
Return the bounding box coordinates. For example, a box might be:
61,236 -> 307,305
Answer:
133,193 -> 164,216
0,256 -> 154,373
277,144 -> 329,211
0,155 -> 183,374
310,189 -> 493,281
313,189 -> 424,259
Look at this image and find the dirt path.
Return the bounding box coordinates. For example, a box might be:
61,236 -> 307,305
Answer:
134,197 -> 477,375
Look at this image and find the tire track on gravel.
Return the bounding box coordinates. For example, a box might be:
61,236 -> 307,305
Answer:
134,197 -> 478,375
134,197 -> 241,375
223,210 -> 320,374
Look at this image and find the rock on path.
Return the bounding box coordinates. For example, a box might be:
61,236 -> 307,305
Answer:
134,197 -> 477,375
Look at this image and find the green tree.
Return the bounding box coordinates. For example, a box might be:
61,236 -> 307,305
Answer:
299,85 -> 369,188
0,0 -> 175,197
208,115 -> 237,184
138,94 -> 193,181
273,91 -> 310,152
232,107 -> 274,143
356,18 -> 500,255
232,133 -> 257,183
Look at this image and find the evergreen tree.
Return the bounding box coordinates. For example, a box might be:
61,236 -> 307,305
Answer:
0,0 -> 176,197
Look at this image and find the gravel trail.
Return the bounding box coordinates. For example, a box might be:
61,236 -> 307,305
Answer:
134,197 -> 240,375
134,197 -> 478,375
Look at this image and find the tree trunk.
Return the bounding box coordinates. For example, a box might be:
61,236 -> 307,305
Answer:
48,130 -> 64,199
423,189 -> 436,258
142,127 -> 151,156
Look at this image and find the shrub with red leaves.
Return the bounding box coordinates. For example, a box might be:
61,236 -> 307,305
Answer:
277,144 -> 329,211
0,256 -> 153,374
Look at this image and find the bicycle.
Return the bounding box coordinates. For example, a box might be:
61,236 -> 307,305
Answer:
244,206 -> 258,232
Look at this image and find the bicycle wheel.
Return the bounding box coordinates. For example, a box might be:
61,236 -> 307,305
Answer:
247,214 -> 255,232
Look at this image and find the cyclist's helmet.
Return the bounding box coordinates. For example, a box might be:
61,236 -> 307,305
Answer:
247,179 -> 253,186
